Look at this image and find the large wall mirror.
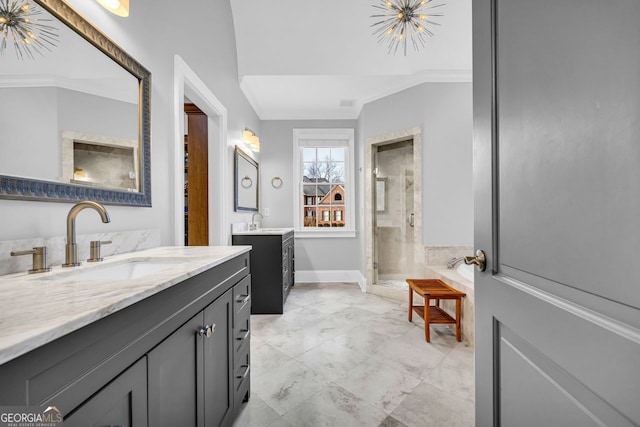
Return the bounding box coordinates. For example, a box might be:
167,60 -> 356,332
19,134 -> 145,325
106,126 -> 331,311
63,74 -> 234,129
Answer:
0,0 -> 151,206
234,146 -> 259,212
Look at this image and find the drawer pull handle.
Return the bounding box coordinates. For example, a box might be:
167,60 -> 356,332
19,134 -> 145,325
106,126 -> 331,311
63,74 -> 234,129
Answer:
236,329 -> 250,341
236,294 -> 250,304
197,324 -> 215,338
236,364 -> 250,380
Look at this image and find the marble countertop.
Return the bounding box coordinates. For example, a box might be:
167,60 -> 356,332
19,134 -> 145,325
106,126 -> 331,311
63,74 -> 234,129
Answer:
232,227 -> 294,235
0,245 -> 251,365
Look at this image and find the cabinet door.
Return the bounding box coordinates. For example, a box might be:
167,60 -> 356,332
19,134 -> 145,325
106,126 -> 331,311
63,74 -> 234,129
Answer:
203,288 -> 233,427
64,357 -> 147,427
148,313 -> 202,427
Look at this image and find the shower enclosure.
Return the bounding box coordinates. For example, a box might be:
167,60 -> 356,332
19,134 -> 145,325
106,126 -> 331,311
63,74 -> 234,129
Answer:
373,139 -> 421,289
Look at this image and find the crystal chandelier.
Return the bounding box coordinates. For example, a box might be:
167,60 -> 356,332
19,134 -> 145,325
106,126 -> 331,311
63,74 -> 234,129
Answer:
371,0 -> 444,56
0,0 -> 58,59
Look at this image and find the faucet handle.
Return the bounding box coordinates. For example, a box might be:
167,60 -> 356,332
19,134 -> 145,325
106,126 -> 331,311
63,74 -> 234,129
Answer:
10,246 -> 52,274
87,240 -> 112,263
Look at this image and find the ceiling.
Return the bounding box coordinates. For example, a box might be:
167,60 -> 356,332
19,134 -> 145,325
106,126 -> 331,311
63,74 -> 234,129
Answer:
230,0 -> 472,120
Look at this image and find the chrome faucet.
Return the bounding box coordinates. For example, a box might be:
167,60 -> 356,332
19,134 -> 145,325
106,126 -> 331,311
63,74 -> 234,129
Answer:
63,201 -> 111,267
249,212 -> 264,231
447,256 -> 466,269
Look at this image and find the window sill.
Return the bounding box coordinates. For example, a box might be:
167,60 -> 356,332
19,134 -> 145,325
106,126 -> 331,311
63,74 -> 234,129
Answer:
294,229 -> 357,239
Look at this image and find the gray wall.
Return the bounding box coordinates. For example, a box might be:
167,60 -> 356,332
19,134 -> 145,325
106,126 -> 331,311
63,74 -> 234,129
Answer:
360,82 -> 474,247
258,84 -> 473,276
57,88 -> 138,140
0,0 -> 260,243
0,87 -> 136,183
259,120 -> 361,272
0,87 -> 59,180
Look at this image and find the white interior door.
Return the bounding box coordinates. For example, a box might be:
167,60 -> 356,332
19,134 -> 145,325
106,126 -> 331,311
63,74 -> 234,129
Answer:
474,0 -> 640,425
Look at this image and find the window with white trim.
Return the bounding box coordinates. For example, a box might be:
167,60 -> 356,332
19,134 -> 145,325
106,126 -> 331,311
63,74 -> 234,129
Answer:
293,129 -> 355,237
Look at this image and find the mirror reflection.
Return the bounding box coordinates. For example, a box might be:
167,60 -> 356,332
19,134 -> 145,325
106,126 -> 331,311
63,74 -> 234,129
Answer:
234,146 -> 259,212
0,0 -> 151,206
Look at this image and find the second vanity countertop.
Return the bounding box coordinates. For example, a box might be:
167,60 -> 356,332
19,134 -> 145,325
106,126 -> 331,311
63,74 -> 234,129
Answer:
231,227 -> 294,236
0,245 -> 251,365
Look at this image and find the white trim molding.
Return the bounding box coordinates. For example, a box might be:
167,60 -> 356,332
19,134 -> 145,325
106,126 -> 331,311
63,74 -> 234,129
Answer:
174,55 -> 229,246
295,270 -> 366,292
293,128 -> 356,238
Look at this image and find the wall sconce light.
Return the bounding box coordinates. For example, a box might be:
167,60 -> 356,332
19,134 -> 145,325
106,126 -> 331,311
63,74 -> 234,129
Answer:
96,0 -> 129,17
242,128 -> 260,153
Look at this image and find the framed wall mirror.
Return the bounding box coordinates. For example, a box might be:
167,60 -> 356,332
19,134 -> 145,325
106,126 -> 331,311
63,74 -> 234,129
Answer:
0,0 -> 151,206
234,146 -> 259,212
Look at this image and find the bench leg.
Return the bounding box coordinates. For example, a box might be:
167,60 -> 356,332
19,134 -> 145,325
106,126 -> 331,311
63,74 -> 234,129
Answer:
424,298 -> 431,342
408,287 -> 413,322
455,297 -> 462,342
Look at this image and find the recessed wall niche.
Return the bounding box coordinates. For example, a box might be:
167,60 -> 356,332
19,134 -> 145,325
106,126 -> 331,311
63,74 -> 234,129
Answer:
61,130 -> 139,192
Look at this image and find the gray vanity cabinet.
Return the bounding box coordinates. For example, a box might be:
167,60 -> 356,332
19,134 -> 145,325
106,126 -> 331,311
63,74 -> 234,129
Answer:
232,231 -> 294,314
148,288 -> 233,427
0,252 -> 251,426
64,357 -> 148,427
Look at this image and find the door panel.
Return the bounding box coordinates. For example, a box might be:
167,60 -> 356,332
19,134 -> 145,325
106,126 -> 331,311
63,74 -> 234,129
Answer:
64,357 -> 147,427
496,0 -> 640,309
203,289 -> 233,427
148,313 -> 201,427
498,323 -> 635,427
473,0 -> 640,425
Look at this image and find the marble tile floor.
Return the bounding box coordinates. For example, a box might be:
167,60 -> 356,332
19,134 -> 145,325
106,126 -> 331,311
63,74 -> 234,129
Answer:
376,279 -> 408,290
233,282 -> 475,427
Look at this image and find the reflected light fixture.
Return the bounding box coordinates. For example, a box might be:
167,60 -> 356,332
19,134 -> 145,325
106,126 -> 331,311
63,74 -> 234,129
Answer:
96,0 -> 129,17
242,128 -> 260,153
0,0 -> 58,59
371,0 -> 444,56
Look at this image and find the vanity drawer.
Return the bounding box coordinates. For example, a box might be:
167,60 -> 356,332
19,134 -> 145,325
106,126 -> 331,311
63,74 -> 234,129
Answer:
233,275 -> 251,316
233,309 -> 250,355
234,345 -> 250,409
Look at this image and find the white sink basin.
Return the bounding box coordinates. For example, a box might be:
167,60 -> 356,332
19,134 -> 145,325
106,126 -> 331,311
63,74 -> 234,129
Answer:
40,259 -> 184,282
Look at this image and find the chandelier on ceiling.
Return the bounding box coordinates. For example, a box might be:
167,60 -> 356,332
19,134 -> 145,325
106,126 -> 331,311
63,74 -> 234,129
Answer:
371,0 -> 444,56
0,0 -> 58,59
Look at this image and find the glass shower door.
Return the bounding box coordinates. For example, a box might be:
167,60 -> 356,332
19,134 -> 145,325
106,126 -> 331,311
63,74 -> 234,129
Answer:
373,140 -> 416,289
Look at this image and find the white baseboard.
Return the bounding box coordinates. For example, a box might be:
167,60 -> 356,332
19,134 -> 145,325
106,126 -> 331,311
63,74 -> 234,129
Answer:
296,270 -> 367,292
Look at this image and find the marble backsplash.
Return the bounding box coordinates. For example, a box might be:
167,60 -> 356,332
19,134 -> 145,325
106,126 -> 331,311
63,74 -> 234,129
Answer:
0,229 -> 160,276
424,245 -> 474,266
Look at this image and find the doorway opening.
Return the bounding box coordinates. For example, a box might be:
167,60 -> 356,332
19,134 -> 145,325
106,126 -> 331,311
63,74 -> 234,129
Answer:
184,102 -> 208,245
174,55 -> 229,246
365,127 -> 423,299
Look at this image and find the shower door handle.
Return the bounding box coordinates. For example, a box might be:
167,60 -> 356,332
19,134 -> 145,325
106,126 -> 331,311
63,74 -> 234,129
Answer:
409,213 -> 414,227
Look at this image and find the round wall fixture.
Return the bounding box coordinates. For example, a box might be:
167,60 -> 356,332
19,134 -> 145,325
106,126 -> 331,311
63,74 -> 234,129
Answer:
241,176 -> 253,188
271,176 -> 283,189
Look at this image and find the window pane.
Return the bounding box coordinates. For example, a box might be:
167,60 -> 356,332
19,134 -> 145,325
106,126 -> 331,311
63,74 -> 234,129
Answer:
303,147 -> 316,162
303,185 -> 317,205
330,184 -> 344,203
304,162 -> 320,179
317,147 -> 330,162
317,182 -> 330,203
331,147 -> 345,162
329,162 -> 344,184
303,206 -> 317,227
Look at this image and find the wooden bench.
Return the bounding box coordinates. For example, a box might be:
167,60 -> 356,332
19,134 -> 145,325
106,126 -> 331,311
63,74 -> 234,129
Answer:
407,279 -> 466,342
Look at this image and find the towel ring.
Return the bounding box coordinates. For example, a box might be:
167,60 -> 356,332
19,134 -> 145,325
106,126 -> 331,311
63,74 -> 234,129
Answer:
271,176 -> 283,189
241,176 -> 253,189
